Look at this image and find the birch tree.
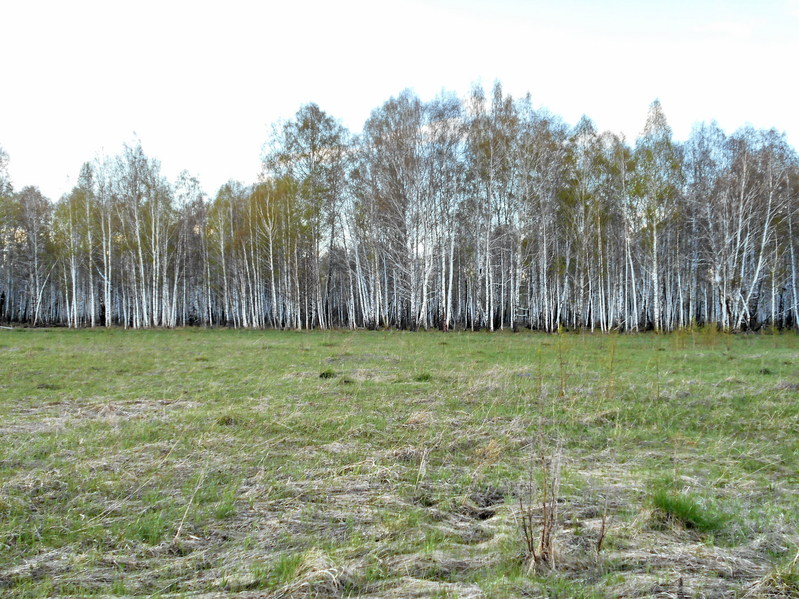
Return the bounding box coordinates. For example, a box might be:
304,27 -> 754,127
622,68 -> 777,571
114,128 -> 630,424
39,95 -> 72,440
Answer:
632,100 -> 682,331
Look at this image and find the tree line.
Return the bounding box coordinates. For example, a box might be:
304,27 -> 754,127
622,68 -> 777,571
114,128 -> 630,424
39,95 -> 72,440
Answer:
2,84 -> 798,331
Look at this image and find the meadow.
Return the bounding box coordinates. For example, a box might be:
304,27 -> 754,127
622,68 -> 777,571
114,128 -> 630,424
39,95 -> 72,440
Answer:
0,328 -> 798,598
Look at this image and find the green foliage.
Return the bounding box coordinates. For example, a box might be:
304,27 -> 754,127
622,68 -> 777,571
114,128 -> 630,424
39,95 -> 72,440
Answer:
651,488 -> 727,533
537,576 -> 605,599
254,552 -> 303,589
128,510 -> 172,545
214,486 -> 238,520
772,553 -> 799,593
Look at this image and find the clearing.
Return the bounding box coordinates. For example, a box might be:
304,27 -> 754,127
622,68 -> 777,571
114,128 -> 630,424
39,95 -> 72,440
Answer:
0,328 -> 798,598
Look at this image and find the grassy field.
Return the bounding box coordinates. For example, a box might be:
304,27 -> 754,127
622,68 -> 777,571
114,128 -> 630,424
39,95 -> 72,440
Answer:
1,328 -> 798,598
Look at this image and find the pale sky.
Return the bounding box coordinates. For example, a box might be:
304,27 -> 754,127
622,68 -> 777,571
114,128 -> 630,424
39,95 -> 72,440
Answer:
2,0 -> 798,200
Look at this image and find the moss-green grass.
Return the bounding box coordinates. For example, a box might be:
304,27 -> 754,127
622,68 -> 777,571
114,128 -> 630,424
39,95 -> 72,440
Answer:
0,328 -> 797,597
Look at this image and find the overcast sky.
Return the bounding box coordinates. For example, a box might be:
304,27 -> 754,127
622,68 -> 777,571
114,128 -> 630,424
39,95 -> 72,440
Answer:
2,0 -> 798,200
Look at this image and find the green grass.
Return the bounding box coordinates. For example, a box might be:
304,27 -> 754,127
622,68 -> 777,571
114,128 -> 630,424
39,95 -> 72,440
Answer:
251,551 -> 304,590
651,487 -> 728,533
0,328 -> 798,597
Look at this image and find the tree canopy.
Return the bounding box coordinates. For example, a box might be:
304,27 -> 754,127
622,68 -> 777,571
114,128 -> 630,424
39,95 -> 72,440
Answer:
1,90 -> 797,331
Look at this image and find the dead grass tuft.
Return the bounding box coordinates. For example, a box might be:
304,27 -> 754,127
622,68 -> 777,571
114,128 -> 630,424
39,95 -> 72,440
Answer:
774,380 -> 799,392
474,439 -> 503,465
404,411 -> 433,427
743,548 -> 799,598
358,577 -> 484,599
